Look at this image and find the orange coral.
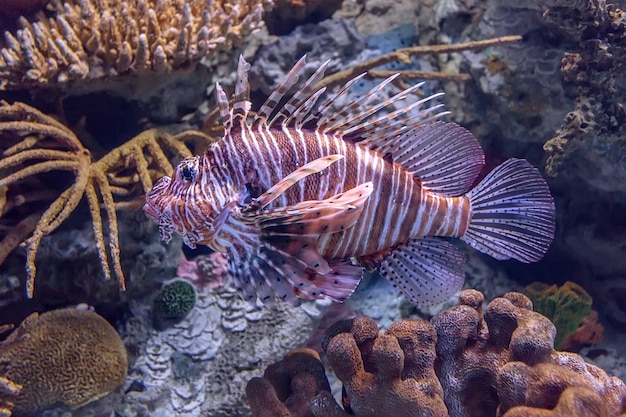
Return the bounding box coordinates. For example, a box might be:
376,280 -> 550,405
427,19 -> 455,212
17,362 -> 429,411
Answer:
250,290 -> 626,417
0,376 -> 21,417
433,290 -> 625,417
0,307 -> 127,415
248,316 -> 448,417
247,348 -> 332,417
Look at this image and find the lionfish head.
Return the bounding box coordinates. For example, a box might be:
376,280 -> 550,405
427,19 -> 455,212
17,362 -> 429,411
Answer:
144,156 -> 214,248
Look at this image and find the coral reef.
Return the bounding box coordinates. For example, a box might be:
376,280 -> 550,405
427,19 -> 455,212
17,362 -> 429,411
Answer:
177,251 -> 229,290
524,281 -> 603,351
434,290 -> 624,417
154,279 -> 197,320
0,0 -> 271,91
0,307 -> 127,416
0,101 -> 212,297
46,283 -> 330,417
543,0 -> 626,192
248,289 -> 626,417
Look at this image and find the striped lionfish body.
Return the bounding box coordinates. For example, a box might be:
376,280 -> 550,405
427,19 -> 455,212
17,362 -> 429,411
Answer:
144,56 -> 556,307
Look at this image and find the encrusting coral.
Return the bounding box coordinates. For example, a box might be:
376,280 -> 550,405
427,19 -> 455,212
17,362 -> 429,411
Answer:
248,290 -> 626,417
0,0 -> 272,90
0,101 -> 213,297
0,307 -> 128,416
523,281 -> 603,351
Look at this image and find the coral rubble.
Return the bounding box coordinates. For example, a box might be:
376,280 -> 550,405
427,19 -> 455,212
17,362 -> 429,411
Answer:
0,307 -> 127,416
248,290 -> 626,417
0,0 -> 272,90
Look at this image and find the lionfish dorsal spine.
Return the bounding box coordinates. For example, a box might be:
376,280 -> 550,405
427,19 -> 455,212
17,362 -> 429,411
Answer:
356,95 -> 447,148
215,82 -> 231,131
317,73 -> 401,132
332,81 -> 427,136
292,87 -> 326,129
302,72 -> 367,128
232,55 -> 252,124
279,59 -> 331,127
255,55 -> 308,126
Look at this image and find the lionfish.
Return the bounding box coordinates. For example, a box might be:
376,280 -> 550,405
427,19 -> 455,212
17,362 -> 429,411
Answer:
144,56 -> 555,307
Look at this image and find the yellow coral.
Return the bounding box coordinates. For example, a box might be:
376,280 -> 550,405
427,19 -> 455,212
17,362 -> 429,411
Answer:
0,308 -> 127,415
0,101 -> 213,297
0,0 -> 272,90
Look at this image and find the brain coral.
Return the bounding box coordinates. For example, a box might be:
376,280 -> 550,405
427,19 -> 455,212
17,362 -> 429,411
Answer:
0,307 -> 128,415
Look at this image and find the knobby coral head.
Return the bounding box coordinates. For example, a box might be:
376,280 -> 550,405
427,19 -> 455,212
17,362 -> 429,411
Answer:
144,155 -> 216,249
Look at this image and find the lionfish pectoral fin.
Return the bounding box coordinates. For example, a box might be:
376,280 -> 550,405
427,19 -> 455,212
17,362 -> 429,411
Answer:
378,237 -> 466,307
362,122 -> 486,197
462,158 -> 555,262
231,242 -> 362,307
258,243 -> 362,302
255,182 -> 374,236
246,155 -> 345,211
231,182 -> 373,307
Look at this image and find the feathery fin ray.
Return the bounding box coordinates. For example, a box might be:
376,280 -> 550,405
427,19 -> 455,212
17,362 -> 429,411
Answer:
462,158 -> 555,262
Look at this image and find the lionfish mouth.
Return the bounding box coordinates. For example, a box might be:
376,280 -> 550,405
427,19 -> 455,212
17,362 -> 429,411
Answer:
143,176 -> 172,222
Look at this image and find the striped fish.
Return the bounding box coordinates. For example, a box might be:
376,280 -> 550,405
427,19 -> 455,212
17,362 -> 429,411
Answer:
144,56 -> 555,308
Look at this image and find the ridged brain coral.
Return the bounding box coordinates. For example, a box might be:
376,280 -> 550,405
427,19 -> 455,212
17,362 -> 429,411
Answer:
0,307 -> 127,415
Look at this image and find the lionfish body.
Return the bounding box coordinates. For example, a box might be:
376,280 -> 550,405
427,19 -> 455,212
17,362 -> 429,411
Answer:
145,56 -> 555,307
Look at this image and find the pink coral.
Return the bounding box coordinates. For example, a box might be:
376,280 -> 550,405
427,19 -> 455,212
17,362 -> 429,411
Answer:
177,251 -> 228,289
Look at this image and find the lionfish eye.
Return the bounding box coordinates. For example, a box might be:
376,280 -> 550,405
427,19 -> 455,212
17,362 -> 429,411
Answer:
180,165 -> 196,182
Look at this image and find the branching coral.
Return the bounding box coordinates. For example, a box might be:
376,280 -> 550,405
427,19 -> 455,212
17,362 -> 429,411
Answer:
0,101 -> 213,297
315,35 -> 524,91
0,307 -> 127,415
0,376 -> 21,417
249,290 -> 626,417
0,0 -> 272,90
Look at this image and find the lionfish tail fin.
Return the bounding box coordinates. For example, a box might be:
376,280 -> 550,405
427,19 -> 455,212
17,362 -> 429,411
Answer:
462,158 -> 556,262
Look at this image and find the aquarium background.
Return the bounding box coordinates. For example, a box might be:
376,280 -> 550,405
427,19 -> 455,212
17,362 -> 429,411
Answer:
1,0 -> 626,416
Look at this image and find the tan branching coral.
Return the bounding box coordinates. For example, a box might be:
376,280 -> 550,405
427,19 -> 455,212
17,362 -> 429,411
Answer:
0,376 -> 21,417
0,307 -> 127,415
0,0 -> 272,90
0,101 -> 213,297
